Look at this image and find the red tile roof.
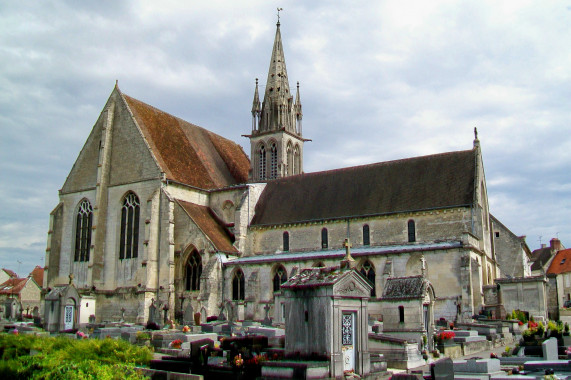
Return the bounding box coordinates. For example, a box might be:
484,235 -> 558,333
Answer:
29,266 -> 44,287
547,249 -> 571,275
176,200 -> 238,253
0,278 -> 27,295
2,269 -> 17,278
122,93 -> 250,190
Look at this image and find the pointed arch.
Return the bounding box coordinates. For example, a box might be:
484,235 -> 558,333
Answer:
270,141 -> 278,179
120,192 -> 140,259
185,250 -> 202,291
74,199 -> 93,262
272,264 -> 288,292
258,143 -> 267,180
232,268 -> 245,301
286,141 -> 293,176
293,144 -> 300,175
359,260 -> 376,297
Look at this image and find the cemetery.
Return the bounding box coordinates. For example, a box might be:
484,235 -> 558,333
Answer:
5,266 -> 571,379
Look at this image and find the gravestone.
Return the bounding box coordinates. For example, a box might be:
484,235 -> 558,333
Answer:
183,304 -> 193,326
262,303 -> 272,326
217,305 -> 226,321
542,337 -> 558,361
431,357 -> 454,380
148,302 -> 158,325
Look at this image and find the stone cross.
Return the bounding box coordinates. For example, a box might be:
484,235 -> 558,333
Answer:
262,303 -> 272,326
341,238 -> 356,270
277,7 -> 283,22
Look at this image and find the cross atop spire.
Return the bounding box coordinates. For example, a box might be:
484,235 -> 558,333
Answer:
277,7 -> 283,23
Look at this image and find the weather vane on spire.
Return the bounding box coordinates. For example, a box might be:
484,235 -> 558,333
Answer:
277,7 -> 283,22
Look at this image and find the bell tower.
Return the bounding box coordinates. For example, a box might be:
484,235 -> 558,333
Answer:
246,17 -> 307,182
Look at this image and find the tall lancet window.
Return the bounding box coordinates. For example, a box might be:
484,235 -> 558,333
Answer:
74,200 -> 93,262
258,144 -> 266,180
408,219 -> 416,243
270,142 -> 278,179
120,192 -> 140,259
232,268 -> 245,301
293,145 -> 300,175
286,143 -> 293,176
185,250 -> 202,291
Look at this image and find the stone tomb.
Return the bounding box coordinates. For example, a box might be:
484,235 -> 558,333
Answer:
279,267 -> 372,378
44,283 -> 81,333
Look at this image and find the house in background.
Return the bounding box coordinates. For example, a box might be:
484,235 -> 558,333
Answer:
0,266 -> 44,319
0,268 -> 17,284
530,238 -> 563,275
546,248 -> 571,322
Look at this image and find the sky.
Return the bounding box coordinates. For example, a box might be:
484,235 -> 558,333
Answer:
1,0 -> 570,277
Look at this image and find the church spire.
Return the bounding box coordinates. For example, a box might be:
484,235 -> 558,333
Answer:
246,14 -> 307,182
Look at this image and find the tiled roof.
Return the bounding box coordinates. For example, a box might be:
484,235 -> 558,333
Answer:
281,266 -> 352,289
29,266 -> 44,287
176,200 -> 238,253
251,149 -> 476,226
0,278 -> 27,295
224,241 -> 463,266
547,249 -> 571,275
2,268 -> 17,278
381,275 -> 427,300
123,93 -> 250,190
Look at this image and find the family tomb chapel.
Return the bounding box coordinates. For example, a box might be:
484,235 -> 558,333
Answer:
281,261 -> 372,378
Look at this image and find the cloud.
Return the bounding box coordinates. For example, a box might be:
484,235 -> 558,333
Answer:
1,1 -> 570,275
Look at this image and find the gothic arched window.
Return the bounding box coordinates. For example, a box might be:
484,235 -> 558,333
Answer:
360,260 -> 376,297
273,265 -> 288,292
258,144 -> 266,180
270,142 -> 278,179
363,224 -> 370,246
283,231 -> 289,251
286,143 -> 293,176
407,220 -> 416,243
321,228 -> 328,249
293,145 -> 300,175
120,192 -> 140,259
185,250 -> 202,291
232,268 -> 245,301
74,200 -> 93,262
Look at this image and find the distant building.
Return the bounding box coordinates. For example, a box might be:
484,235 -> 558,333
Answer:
0,267 -> 44,317
530,238 -> 563,275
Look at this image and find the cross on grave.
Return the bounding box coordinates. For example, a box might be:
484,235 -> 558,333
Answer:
262,303 -> 272,326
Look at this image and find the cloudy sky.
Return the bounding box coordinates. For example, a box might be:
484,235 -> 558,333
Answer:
1,1 -> 570,277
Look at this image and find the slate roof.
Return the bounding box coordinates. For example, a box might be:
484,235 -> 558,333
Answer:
251,149 -> 476,226
381,275 -> 427,300
224,241 -> 463,266
176,200 -> 238,253
530,247 -> 554,272
0,278 -> 27,295
122,93 -> 250,190
281,266 -> 352,289
547,249 -> 571,275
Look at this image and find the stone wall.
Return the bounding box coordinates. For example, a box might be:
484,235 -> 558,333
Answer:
250,207 -> 471,255
491,217 -> 528,278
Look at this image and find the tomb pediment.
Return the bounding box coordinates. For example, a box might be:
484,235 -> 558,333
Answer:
282,267 -> 371,298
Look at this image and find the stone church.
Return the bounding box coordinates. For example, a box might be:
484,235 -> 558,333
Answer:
45,20 -> 528,326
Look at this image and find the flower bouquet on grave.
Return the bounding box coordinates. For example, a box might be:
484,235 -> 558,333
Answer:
437,331 -> 456,346
170,339 -> 183,349
182,325 -> 191,333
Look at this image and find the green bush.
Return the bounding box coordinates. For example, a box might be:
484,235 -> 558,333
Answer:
0,334 -> 152,379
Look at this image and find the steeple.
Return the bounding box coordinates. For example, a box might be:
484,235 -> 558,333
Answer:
245,15 -> 307,182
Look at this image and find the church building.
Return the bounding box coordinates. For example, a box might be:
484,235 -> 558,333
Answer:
44,20 -> 528,326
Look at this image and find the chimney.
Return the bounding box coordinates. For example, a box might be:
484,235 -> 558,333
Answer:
541,244 -> 547,248
551,238 -> 561,252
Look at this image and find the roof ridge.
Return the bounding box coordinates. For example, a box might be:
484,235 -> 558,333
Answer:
272,148 -> 475,182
